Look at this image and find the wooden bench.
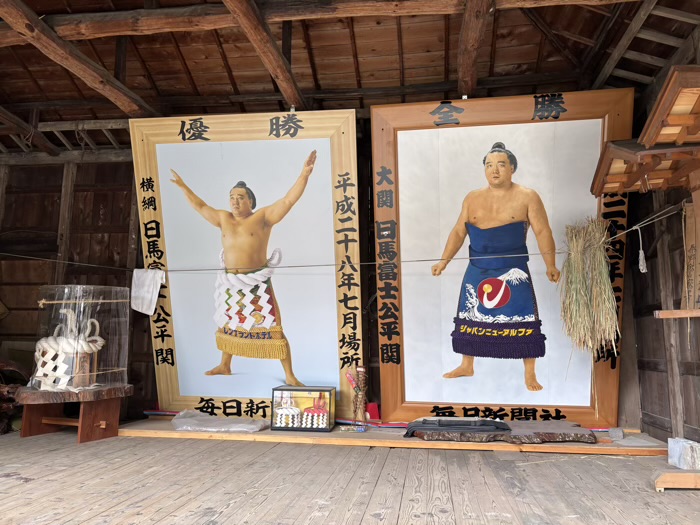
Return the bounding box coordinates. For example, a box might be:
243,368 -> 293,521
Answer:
16,385 -> 133,444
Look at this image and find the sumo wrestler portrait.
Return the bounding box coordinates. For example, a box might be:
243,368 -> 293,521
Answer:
169,150 -> 317,386
432,142 -> 560,391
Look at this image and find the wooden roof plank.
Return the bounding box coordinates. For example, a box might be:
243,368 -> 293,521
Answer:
0,0 -> 158,117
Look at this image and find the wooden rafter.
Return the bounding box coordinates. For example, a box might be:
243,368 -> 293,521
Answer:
592,0 -> 658,89
347,18 -> 363,107
625,154 -> 661,188
212,29 -> 245,113
651,5 -> 700,25
580,3 -> 624,83
668,158 -> 700,185
0,2 -> 642,49
0,106 -> 60,155
221,0 -> 307,110
522,8 -> 580,68
0,0 -> 158,117
457,0 -> 492,97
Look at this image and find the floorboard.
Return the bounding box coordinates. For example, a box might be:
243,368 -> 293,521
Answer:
1,431 -> 699,525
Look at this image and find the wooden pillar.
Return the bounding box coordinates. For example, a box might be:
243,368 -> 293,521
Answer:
124,176 -> 140,418
54,162 -> 76,284
653,191 -> 685,438
0,164 -> 8,227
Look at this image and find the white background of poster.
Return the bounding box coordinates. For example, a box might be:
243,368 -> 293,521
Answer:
397,119 -> 602,406
156,139 -> 340,398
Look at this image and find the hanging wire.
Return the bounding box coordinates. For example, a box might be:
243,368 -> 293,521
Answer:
0,203 -> 684,275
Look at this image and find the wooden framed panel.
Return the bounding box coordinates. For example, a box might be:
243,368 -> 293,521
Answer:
372,90 -> 633,427
130,110 -> 362,418
639,65 -> 700,148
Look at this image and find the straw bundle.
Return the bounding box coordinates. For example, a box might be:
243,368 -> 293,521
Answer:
560,218 -> 619,354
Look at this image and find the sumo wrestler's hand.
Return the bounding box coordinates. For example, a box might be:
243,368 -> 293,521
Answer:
431,260 -> 448,276
546,266 -> 561,284
302,150 -> 317,177
170,169 -> 186,188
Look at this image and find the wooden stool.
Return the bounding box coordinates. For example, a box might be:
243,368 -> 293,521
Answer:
16,385 -> 133,444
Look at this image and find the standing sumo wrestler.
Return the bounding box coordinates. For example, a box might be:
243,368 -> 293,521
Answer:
432,143 -> 560,391
170,150 -> 317,386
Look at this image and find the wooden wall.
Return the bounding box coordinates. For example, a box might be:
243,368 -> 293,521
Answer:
627,189 -> 700,441
0,162 -> 156,420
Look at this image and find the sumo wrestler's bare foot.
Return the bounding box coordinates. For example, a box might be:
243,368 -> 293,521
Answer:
281,352 -> 305,386
205,353 -> 232,376
443,355 -> 475,379
524,358 -> 543,391
205,364 -> 232,376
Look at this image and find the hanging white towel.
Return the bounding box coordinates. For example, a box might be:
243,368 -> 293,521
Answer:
131,269 -> 166,315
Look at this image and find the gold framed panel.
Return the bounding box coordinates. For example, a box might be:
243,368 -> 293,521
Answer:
372,90 -> 634,427
130,110 -> 362,419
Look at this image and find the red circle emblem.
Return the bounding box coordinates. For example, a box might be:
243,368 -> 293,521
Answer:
477,278 -> 511,309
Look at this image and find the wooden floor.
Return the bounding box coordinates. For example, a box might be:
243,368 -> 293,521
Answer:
2,430 -> 700,525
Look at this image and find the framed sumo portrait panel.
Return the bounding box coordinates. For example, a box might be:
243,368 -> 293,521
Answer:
372,90 -> 633,428
130,110 -> 362,419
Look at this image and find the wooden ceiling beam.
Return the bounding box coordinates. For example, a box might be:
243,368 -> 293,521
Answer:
457,0 -> 492,97
0,0 -> 158,117
0,106 -> 60,155
592,0 -> 658,89
0,2 -> 642,48
221,0 -> 307,110
3,72 -> 582,113
522,8 -> 580,68
0,148 -> 132,165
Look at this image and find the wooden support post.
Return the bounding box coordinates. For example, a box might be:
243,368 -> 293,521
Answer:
0,164 -> 8,228
653,191 -> 685,438
457,0 -> 491,97
54,162 -> 76,284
